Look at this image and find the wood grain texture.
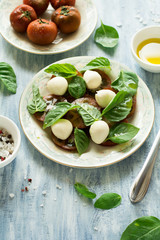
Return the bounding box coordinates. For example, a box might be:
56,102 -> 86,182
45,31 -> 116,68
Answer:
0,0 -> 160,239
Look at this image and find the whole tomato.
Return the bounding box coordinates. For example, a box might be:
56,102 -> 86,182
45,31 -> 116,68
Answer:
50,0 -> 75,9
10,4 -> 37,33
51,6 -> 81,34
23,0 -> 49,16
27,18 -> 58,45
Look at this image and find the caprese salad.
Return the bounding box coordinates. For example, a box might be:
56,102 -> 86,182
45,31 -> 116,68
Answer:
27,57 -> 139,155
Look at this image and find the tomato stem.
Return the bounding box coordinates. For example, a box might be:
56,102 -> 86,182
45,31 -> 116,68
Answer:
38,18 -> 49,24
20,10 -> 31,21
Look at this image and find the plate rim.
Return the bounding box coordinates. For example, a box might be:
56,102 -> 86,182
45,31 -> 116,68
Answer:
19,56 -> 155,168
0,0 -> 98,55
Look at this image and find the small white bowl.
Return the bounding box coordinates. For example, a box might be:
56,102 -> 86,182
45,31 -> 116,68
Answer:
0,115 -> 21,168
131,25 -> 160,73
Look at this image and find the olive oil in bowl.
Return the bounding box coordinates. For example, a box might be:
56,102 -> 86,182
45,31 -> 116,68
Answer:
137,38 -> 160,65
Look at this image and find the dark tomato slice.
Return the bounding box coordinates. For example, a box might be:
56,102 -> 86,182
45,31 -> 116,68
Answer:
52,132 -> 76,151
100,140 -> 117,147
94,69 -> 111,89
34,112 -> 46,122
34,94 -> 67,122
65,96 -> 101,128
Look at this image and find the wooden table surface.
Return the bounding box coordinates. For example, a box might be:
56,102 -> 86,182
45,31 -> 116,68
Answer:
0,0 -> 160,239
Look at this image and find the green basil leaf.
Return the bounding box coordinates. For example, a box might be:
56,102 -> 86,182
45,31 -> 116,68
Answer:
112,70 -> 139,96
78,103 -> 102,126
94,193 -> 121,210
80,57 -> 111,72
74,182 -> 96,199
121,216 -> 160,240
0,62 -> 17,93
43,102 -> 78,129
94,21 -> 119,48
68,76 -> 86,98
44,63 -> 77,78
27,85 -> 47,115
102,91 -> 132,122
107,123 -> 139,143
74,128 -> 90,155
104,97 -> 132,122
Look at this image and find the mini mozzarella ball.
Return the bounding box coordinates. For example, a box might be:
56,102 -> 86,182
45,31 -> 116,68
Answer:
89,120 -> 109,144
51,119 -> 73,140
83,70 -> 102,89
95,89 -> 116,108
47,77 -> 68,95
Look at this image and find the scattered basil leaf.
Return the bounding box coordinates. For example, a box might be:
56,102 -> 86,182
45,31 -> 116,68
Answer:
106,123 -> 139,143
44,63 -> 77,78
74,182 -> 96,199
80,57 -> 111,72
78,103 -> 102,126
43,102 -> 78,129
102,91 -> 132,122
94,21 -> 119,48
121,216 -> 160,240
0,62 -> 17,93
27,85 -> 47,115
112,70 -> 139,96
94,193 -> 121,210
68,76 -> 86,99
74,128 -> 90,155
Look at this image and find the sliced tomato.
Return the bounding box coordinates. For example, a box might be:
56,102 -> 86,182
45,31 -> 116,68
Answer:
34,94 -> 67,122
65,96 -> 101,128
52,132 -> 76,151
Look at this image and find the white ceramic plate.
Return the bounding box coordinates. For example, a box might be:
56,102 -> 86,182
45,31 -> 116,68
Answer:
0,0 -> 97,55
19,56 -> 155,168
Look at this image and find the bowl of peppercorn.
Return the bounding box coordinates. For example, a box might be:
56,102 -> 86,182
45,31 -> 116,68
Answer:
0,115 -> 21,168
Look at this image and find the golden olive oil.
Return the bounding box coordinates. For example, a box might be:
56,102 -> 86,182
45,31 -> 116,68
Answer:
137,38 -> 160,64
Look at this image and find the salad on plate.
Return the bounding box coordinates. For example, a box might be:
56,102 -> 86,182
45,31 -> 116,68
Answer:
27,57 -> 139,155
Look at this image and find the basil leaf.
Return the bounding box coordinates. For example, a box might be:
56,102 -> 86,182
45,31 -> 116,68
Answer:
94,21 -> 119,48
94,193 -> 121,210
74,128 -> 90,155
78,103 -> 102,126
0,62 -> 17,93
43,102 -> 78,129
44,63 -> 77,78
80,57 -> 110,72
121,216 -> 160,240
68,76 -> 86,98
102,91 -> 132,122
112,70 -> 139,96
74,182 -> 96,199
107,123 -> 139,143
27,85 -> 47,115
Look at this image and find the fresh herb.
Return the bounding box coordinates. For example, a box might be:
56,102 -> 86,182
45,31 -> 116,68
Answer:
106,123 -> 139,143
68,76 -> 86,99
80,57 -> 111,72
27,85 -> 47,114
94,21 -> 119,48
121,216 -> 160,240
112,70 -> 139,96
78,103 -> 102,126
94,193 -> 121,210
102,91 -> 132,122
43,102 -> 78,129
74,128 -> 90,155
74,182 -> 96,199
44,63 -> 77,78
0,62 -> 17,93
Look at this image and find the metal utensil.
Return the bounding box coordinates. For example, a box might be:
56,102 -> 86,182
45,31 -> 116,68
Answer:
129,129 -> 160,203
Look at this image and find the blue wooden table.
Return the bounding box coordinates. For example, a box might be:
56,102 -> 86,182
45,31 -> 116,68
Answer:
0,0 -> 160,239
